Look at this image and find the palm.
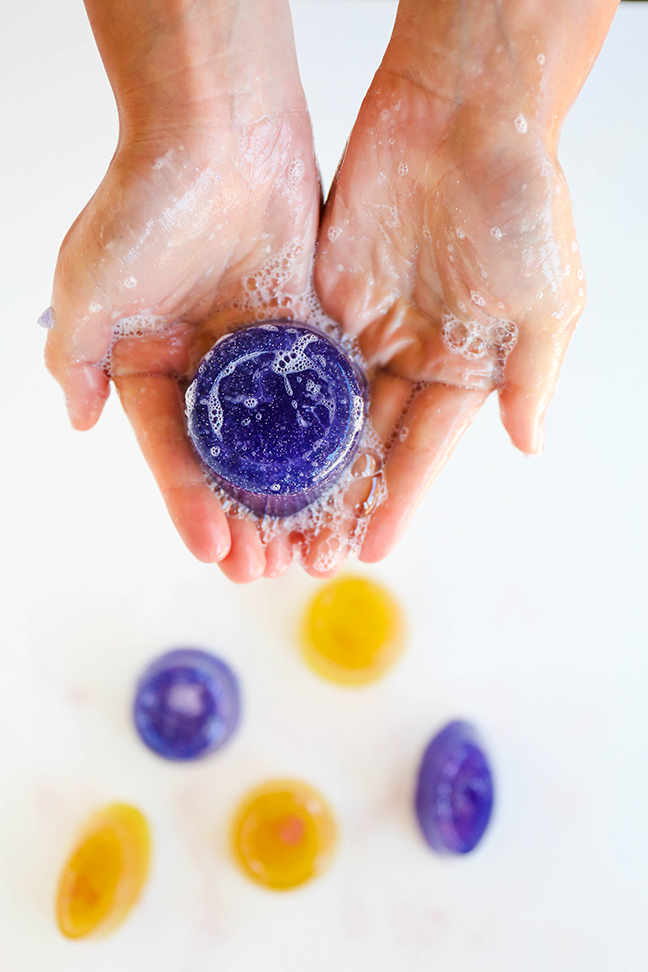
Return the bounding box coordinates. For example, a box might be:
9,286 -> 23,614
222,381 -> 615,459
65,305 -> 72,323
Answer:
316,68 -> 585,560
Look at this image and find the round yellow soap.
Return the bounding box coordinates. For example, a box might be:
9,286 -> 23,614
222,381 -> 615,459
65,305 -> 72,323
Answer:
232,780 -> 336,890
56,803 -> 150,939
302,574 -> 404,685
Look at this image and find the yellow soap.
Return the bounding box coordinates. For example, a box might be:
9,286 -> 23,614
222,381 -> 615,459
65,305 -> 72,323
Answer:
232,780 -> 336,890
302,574 -> 404,685
56,803 -> 151,939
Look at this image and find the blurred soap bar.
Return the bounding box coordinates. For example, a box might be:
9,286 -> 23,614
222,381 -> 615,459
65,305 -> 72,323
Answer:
415,720 -> 494,855
133,648 -> 240,761
302,575 -> 405,685
56,803 -> 150,938
186,321 -> 367,517
232,779 -> 337,890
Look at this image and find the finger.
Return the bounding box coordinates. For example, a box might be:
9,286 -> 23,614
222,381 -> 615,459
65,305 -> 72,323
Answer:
498,314 -> 579,455
44,345 -> 111,431
368,371 -> 417,443
361,383 -> 488,562
263,534 -> 293,578
44,308 -> 113,430
299,527 -> 351,579
218,516 -> 266,584
293,373 -> 413,579
114,373 -> 230,563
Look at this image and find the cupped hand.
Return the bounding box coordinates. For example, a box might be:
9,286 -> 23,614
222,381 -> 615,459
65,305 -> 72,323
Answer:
45,111 -> 320,581
315,65 -> 585,563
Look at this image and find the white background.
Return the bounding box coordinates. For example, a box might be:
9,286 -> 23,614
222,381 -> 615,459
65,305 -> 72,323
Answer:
1,2 -> 647,970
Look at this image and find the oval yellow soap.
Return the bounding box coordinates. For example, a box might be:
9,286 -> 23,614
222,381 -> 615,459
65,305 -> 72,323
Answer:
56,803 -> 151,939
232,780 -> 336,890
302,574 -> 404,685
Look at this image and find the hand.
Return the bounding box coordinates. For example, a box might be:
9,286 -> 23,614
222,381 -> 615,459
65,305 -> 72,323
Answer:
45,0 -> 320,582
314,0 -> 617,562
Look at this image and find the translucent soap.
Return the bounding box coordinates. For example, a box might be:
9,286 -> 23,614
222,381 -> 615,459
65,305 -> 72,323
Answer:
302,574 -> 404,685
185,321 -> 367,516
232,779 -> 336,890
415,720 -> 494,855
133,648 -> 240,761
56,803 -> 150,939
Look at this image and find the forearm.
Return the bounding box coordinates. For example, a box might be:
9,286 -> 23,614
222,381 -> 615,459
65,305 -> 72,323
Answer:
83,0 -> 303,142
383,0 -> 620,145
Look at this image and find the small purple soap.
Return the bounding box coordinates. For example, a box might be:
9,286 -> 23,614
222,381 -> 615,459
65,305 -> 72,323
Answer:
185,321 -> 367,517
133,649 -> 240,761
415,720 -> 494,855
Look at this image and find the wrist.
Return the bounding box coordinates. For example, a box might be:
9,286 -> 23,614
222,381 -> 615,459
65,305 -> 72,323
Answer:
84,0 -> 305,144
383,0 -> 619,147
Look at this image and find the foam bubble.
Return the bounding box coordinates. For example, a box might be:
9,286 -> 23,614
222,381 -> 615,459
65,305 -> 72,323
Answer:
537,53 -> 545,65
398,161 -> 409,176
327,226 -> 342,243
100,310 -> 167,374
281,157 -> 306,199
514,113 -> 528,134
490,227 -> 503,241
441,309 -> 518,377
124,276 -> 137,289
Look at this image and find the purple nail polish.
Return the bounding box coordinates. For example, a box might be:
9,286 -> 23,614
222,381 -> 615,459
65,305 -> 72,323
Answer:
133,648 -> 240,761
38,306 -> 54,329
185,321 -> 367,517
415,720 -> 494,855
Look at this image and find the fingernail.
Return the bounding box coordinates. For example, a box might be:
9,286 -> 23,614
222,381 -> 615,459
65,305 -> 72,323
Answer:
38,306 -> 54,329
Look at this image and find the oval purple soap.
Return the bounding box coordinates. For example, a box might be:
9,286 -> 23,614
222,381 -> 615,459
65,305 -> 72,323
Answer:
415,720 -> 494,855
133,649 -> 240,761
185,321 -> 367,517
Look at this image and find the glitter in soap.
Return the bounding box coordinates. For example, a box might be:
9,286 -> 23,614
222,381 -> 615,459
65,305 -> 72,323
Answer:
133,648 -> 240,761
185,321 -> 367,516
415,720 -> 494,855
56,803 -> 150,938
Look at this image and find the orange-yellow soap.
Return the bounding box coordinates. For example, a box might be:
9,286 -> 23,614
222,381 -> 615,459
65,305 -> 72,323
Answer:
302,574 -> 404,685
232,780 -> 336,890
56,803 -> 151,939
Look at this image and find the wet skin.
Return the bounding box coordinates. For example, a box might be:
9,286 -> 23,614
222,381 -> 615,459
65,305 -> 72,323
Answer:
45,0 -> 619,581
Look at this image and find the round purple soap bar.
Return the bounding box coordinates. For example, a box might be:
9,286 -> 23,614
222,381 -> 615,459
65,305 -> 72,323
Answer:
133,649 -> 240,761
415,720 -> 494,855
185,321 -> 367,517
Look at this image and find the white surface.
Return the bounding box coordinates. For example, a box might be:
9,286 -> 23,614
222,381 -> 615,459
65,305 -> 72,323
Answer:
1,2 -> 648,970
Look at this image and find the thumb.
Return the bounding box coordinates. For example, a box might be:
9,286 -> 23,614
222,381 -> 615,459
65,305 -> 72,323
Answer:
43,216 -> 123,431
44,297 -> 114,431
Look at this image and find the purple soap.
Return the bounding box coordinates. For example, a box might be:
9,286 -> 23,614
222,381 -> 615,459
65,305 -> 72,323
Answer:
133,649 -> 240,761
415,720 -> 494,855
185,321 -> 367,517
